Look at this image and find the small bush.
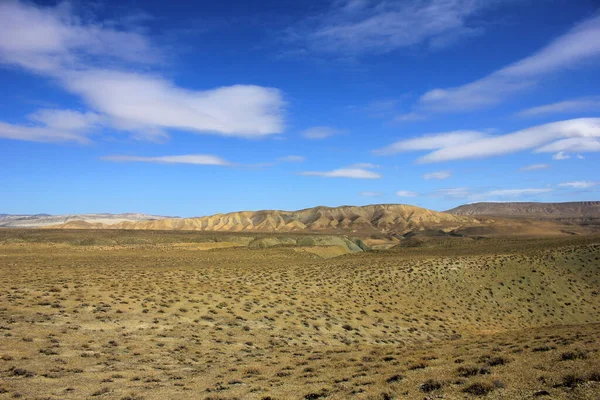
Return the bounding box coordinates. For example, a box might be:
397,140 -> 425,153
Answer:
556,374 -> 585,388
386,374 -> 403,383
419,379 -> 442,393
457,366 -> 490,377
463,382 -> 495,396
560,350 -> 587,361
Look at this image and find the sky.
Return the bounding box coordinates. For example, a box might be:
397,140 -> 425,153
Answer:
0,0 -> 599,217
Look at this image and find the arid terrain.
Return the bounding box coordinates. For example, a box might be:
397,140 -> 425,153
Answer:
1,229 -> 599,399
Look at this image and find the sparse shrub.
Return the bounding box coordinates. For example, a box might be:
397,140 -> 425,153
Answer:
419,379 -> 442,393
457,366 -> 489,377
386,374 -> 403,383
532,345 -> 551,352
588,371 -> 600,382
91,387 -> 110,396
10,367 -> 35,377
560,350 -> 587,361
486,356 -> 508,366
462,382 -> 495,396
408,362 -> 426,370
555,374 -> 585,388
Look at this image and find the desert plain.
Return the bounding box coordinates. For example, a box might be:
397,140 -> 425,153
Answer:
0,228 -> 599,400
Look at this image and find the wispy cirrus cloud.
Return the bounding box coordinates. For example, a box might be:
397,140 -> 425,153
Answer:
485,188 -> 552,197
516,96 -> 600,118
0,1 -> 285,142
395,190 -> 418,197
418,15 -> 600,111
0,109 -> 103,143
301,126 -> 342,139
101,154 -> 232,166
558,181 -> 598,189
423,171 -> 451,180
552,151 -> 570,160
288,0 -> 509,56
374,130 -> 486,155
359,191 -> 384,197
350,162 -> 379,169
300,168 -> 381,179
277,155 -> 306,163
520,164 -> 549,171
375,118 -> 600,163
432,187 -> 553,201
431,187 -> 471,199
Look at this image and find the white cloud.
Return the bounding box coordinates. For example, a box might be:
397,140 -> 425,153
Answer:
359,191 -> 384,197
350,162 -> 379,168
277,155 -> 305,163
0,121 -> 90,143
537,137 -> 600,153
290,0 -> 505,56
0,109 -> 102,143
485,188 -> 552,197
394,112 -> 425,122
0,1 -> 285,140
431,187 -> 471,199
395,190 -> 418,197
419,15 -> 600,111
552,151 -> 570,160
62,70 -> 284,140
300,168 -> 381,179
516,96 -> 600,117
376,118 -> 600,163
301,126 -> 341,139
577,154 -> 585,159
374,130 -> 486,155
101,154 -> 232,166
558,181 -> 598,189
520,164 -> 549,171
29,109 -> 103,131
0,0 -> 157,72
423,171 -> 451,180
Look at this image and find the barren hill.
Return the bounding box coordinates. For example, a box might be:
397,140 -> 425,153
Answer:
41,203 -> 599,237
47,204 -> 477,235
0,213 -> 168,228
446,201 -> 600,224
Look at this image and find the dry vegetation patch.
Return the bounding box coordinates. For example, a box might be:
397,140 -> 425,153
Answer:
0,230 -> 599,399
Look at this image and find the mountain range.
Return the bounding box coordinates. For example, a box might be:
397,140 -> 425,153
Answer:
2,201 -> 598,237
0,213 -> 168,228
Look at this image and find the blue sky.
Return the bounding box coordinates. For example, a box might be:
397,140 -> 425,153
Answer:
0,0 -> 599,217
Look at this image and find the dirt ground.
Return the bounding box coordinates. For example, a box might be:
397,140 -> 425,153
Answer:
1,231 -> 599,399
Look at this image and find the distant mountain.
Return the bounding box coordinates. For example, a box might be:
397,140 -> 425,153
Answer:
43,204 -> 475,235
39,203 -> 598,237
446,202 -> 600,222
0,213 -> 169,228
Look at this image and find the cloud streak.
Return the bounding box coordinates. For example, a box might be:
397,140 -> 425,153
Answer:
423,171 -> 451,180
558,181 -> 598,189
101,155 -> 232,166
376,118 -> 600,163
300,168 -> 381,179
395,190 -> 418,197
516,96 -> 600,117
520,164 -> 549,171
419,15 -> 600,111
289,0 -> 506,56
301,126 -> 342,139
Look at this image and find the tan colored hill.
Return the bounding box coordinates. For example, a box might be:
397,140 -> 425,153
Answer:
47,204 -> 481,235
447,201 -> 600,224
44,203 -> 600,238
0,212 -> 168,228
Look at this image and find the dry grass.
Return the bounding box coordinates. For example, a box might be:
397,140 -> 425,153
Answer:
0,230 -> 599,399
